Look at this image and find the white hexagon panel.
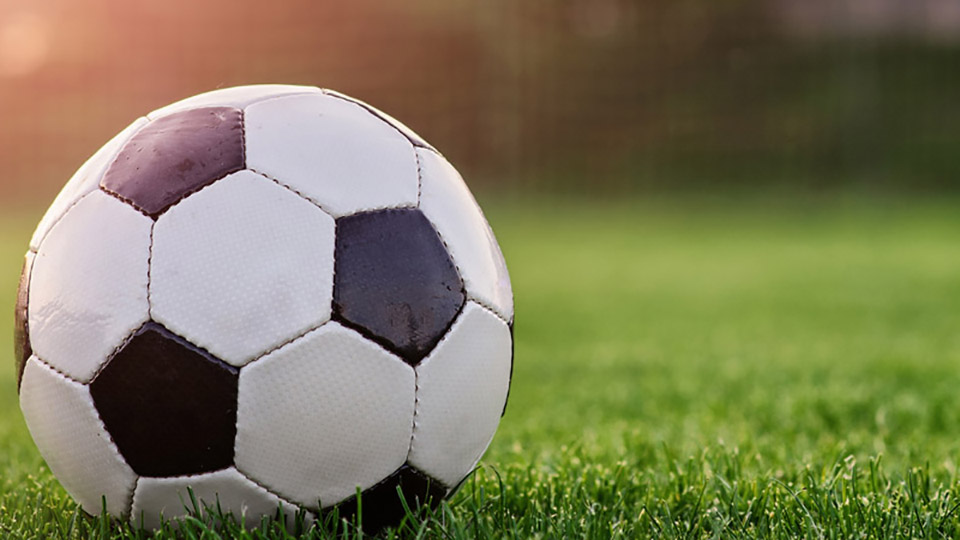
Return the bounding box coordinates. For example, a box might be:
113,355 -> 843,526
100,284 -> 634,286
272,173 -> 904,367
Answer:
19,358 -> 137,517
150,170 -> 335,367
28,190 -> 152,383
236,322 -> 415,509
409,303 -> 513,487
245,93 -> 419,217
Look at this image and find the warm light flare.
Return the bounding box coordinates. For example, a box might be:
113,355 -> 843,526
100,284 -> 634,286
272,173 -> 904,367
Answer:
0,12 -> 50,77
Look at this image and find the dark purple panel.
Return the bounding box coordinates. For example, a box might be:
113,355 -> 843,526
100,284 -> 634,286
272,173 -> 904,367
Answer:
14,252 -> 34,393
89,322 -> 238,477
333,209 -> 465,366
100,107 -> 244,218
328,464 -> 447,533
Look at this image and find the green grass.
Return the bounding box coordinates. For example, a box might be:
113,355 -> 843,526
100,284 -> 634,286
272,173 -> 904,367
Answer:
5,194 -> 960,538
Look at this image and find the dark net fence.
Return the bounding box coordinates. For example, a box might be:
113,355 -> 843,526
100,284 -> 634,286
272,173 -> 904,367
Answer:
2,0 -> 960,203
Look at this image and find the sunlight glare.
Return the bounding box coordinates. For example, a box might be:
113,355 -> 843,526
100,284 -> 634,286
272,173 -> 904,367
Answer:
0,12 -> 50,77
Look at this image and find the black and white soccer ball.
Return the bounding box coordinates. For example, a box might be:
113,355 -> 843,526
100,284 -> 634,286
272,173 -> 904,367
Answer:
15,85 -> 514,531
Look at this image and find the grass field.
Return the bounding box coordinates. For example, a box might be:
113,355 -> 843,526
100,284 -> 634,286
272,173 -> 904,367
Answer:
4,195 -> 960,538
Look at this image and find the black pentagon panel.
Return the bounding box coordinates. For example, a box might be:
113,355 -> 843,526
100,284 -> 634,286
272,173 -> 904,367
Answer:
90,322 -> 238,477
333,209 -> 465,365
14,252 -> 34,393
101,107 -> 244,218
329,464 -> 446,534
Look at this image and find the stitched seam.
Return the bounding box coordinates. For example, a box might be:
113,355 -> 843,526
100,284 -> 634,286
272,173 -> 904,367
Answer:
416,145 -> 443,160
101,166 -> 243,221
34,189 -> 101,250
248,167 -> 418,218
350,202 -> 418,214
241,319 -> 332,369
99,116 -> 150,189
146,222 -> 155,311
28,356 -> 140,516
246,167 -> 339,219
330,314 -> 422,367
238,90 -> 322,114
415,300 -> 509,371
413,152 -> 512,325
32,118 -> 149,250
320,464 -> 444,512
407,370 -> 421,460
320,91 -> 431,206
233,464 -> 314,514
88,320 -> 148,383
31,355 -> 84,385
321,91 -> 409,142
127,476 -> 140,521
250,92 -> 421,215
330,219 -> 338,339
414,147 -> 424,206
466,295 -> 512,326
100,111 -> 244,219
146,94 -> 320,121
321,90 -> 437,153
418,212 -> 468,305
30,356 -> 126,460
99,188 -> 153,219
239,108 -> 247,168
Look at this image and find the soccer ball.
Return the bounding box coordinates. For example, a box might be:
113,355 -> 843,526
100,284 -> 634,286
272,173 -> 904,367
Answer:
14,85 -> 514,531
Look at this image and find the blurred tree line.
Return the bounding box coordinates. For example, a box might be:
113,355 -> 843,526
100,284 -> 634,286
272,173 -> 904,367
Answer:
1,0 -> 959,202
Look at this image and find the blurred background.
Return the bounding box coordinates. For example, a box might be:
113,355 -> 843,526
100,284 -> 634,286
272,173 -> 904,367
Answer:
2,0 -> 960,204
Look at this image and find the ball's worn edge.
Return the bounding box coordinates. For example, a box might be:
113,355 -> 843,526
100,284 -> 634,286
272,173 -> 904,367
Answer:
14,252 -> 35,393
